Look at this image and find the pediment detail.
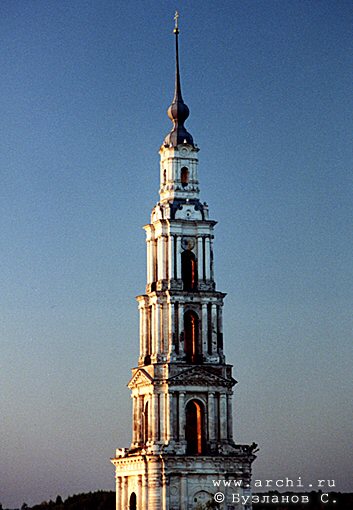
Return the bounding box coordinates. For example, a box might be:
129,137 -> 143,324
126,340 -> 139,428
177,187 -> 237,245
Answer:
168,367 -> 235,388
128,369 -> 153,389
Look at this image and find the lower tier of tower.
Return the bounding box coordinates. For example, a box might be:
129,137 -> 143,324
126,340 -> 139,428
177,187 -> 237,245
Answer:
111,450 -> 256,510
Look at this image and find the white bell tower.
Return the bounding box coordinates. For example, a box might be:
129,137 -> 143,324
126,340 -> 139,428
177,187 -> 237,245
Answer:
112,13 -> 257,510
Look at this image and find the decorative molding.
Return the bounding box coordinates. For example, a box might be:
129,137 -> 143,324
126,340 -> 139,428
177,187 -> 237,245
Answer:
128,368 -> 154,389
168,366 -> 235,388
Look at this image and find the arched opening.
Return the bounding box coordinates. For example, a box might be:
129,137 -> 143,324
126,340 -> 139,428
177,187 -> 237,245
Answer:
163,169 -> 167,185
129,492 -> 137,510
185,399 -> 205,454
181,250 -> 197,291
184,310 -> 200,363
143,401 -> 149,444
181,166 -> 189,187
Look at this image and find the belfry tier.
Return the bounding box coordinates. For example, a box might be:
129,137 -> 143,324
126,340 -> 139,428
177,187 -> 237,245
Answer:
159,142 -> 200,203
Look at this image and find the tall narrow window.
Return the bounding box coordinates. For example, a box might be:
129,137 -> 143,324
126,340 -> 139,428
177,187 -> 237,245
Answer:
181,166 -> 189,187
163,169 -> 167,185
185,399 -> 205,454
184,310 -> 200,363
181,250 -> 198,290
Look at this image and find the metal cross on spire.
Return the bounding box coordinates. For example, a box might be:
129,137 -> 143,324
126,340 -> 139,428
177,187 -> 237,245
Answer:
174,10 -> 179,34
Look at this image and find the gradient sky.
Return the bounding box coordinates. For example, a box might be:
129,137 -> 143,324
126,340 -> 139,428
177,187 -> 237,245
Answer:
0,1 -> 352,507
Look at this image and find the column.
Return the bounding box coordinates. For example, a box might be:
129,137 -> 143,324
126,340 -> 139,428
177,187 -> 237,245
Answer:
159,391 -> 165,443
180,474 -> 187,510
217,305 -> 224,351
197,236 -> 203,280
168,235 -> 174,281
143,307 -> 149,358
157,236 -> 165,281
139,306 -> 144,361
211,304 -> 218,353
162,235 -> 168,280
148,396 -> 153,443
210,236 -> 214,280
146,238 -> 151,284
141,472 -> 148,510
148,458 -> 161,507
227,393 -> 233,441
153,303 -> 160,357
205,237 -> 210,279
160,303 -> 165,354
151,393 -> 159,442
208,392 -> 216,442
137,475 -> 142,510
116,476 -> 122,510
161,471 -> 168,510
149,239 -> 155,284
150,239 -> 157,283
219,393 -> 228,440
201,303 -> 208,356
137,395 -> 144,443
168,302 -> 175,356
176,236 -> 182,279
178,303 -> 184,355
166,392 -> 173,441
121,477 -> 128,510
132,395 -> 137,444
179,392 -> 186,441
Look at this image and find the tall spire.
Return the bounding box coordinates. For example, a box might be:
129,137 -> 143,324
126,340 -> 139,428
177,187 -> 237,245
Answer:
173,10 -> 182,103
163,11 -> 194,147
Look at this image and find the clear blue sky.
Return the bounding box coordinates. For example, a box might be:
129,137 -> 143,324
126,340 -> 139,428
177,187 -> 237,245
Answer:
1,1 -> 352,507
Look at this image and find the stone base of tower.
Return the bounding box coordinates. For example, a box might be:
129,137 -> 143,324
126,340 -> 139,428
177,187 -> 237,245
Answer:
112,448 -> 256,510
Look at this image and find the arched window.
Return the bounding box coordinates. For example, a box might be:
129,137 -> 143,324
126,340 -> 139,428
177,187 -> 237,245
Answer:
143,401 -> 149,444
184,310 -> 200,363
163,169 -> 166,185
129,492 -> 137,510
181,166 -> 189,187
185,399 -> 205,454
181,250 -> 197,291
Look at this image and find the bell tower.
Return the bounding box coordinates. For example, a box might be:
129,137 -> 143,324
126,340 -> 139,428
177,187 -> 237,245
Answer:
112,13 -> 257,510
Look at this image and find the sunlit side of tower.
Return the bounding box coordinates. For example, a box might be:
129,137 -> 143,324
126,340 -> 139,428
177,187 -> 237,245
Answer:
112,15 -> 257,510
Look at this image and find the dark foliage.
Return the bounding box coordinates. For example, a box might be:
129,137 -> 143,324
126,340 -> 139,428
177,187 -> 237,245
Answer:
21,491 -> 114,510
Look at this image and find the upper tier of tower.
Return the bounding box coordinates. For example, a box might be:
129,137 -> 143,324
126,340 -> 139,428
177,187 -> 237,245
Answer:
158,143 -> 200,203
159,16 -> 201,204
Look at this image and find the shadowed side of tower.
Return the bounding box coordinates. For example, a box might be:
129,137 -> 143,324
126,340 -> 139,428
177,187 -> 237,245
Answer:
111,13 -> 257,510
